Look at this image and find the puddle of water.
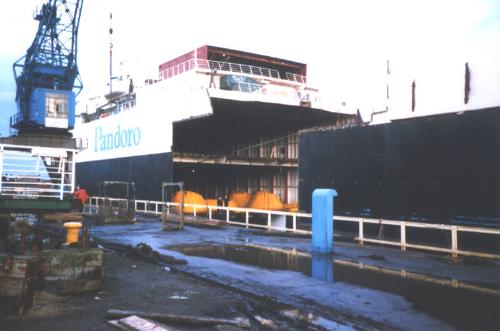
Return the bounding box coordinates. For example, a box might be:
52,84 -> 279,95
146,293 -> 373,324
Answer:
169,244 -> 500,330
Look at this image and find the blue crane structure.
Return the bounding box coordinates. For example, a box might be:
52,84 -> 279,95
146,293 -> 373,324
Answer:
11,0 -> 83,134
0,0 -> 84,213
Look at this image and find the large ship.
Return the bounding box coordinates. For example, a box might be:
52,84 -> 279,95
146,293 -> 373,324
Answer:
299,49 -> 500,225
73,45 -> 354,203
74,45 -> 499,225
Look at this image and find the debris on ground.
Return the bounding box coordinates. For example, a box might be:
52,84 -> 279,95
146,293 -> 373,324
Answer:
1,248 -> 313,331
108,315 -> 177,331
106,309 -> 251,328
102,242 -> 187,265
168,289 -> 196,300
162,214 -> 227,229
212,325 -> 249,331
280,309 -> 352,331
253,315 -> 278,329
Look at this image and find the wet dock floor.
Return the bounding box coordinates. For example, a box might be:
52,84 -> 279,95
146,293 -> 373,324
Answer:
170,243 -> 500,330
90,218 -> 500,330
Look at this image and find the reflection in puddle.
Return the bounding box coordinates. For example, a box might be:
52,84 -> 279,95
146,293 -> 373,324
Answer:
169,244 -> 500,330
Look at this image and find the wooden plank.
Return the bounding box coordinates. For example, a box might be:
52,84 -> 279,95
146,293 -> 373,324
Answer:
116,315 -> 173,331
106,309 -> 251,328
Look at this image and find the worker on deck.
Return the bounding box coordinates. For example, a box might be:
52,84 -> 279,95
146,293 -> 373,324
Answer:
74,185 -> 88,211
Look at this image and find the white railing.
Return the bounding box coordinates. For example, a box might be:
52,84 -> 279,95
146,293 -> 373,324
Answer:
159,58 -> 306,84
199,59 -> 281,80
235,82 -> 262,93
159,59 -> 196,80
286,72 -> 306,83
334,215 -> 500,259
84,197 -> 500,260
0,144 -> 76,200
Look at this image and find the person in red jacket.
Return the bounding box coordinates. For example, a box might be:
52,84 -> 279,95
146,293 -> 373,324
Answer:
74,185 -> 88,211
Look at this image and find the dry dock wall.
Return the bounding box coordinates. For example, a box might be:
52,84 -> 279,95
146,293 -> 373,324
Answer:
298,107 -> 500,222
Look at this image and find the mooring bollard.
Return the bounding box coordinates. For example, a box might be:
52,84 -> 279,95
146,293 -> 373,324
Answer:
64,222 -> 83,244
311,189 -> 337,254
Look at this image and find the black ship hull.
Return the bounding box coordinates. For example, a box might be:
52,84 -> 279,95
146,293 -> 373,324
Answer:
299,107 -> 500,226
76,152 -> 173,201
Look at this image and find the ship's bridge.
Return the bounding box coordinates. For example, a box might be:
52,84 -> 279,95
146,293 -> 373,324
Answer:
159,45 -> 321,109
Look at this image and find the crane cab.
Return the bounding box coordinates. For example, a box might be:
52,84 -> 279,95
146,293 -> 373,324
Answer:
11,88 -> 75,131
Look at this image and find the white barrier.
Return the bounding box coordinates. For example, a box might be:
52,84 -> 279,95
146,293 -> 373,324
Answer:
85,197 -> 500,259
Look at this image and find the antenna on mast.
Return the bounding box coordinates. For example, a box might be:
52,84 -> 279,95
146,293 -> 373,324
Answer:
109,12 -> 113,98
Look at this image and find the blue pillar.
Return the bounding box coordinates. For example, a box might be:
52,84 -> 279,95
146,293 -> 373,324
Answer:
311,252 -> 334,282
312,188 -> 337,253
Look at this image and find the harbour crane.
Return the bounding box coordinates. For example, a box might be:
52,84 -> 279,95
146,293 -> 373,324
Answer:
0,0 -> 84,213
11,0 -> 83,134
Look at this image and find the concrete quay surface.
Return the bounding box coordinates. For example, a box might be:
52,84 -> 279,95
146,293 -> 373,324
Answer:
91,215 -> 500,331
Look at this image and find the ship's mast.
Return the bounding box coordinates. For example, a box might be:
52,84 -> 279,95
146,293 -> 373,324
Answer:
109,12 -> 113,98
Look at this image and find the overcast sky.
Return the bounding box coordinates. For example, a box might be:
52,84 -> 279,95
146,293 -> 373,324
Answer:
1,0 -> 499,135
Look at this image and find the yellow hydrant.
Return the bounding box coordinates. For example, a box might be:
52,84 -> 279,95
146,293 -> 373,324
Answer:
63,222 -> 82,244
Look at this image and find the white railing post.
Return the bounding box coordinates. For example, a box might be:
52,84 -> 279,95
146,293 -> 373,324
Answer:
155,202 -> 158,214
401,222 -> 406,251
208,207 -> 212,220
59,157 -> 66,200
70,151 -> 75,194
451,226 -> 458,258
86,194 -> 500,259
359,220 -> 364,245
193,205 -> 197,217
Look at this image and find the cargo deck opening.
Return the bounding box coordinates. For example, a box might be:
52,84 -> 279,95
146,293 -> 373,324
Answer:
172,98 -> 353,204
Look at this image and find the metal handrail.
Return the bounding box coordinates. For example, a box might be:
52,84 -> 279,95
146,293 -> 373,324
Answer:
159,58 -> 308,84
200,59 -> 281,80
286,72 -> 306,83
236,81 -> 261,93
85,196 -> 500,259
0,143 -> 76,200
